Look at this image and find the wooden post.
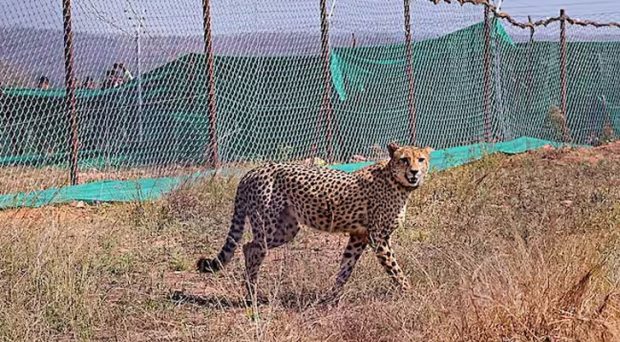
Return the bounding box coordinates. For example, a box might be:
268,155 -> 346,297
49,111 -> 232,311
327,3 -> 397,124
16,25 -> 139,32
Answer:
202,0 -> 219,167
404,0 -> 417,145
524,15 -> 535,117
482,4 -> 492,143
559,9 -> 571,143
528,15 -> 535,43
320,0 -> 333,162
62,0 -> 79,185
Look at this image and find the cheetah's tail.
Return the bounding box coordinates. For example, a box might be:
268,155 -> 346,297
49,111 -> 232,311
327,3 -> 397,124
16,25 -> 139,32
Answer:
196,198 -> 246,274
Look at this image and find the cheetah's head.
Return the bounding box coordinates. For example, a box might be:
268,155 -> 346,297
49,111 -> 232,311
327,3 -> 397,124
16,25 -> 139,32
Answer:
387,142 -> 433,189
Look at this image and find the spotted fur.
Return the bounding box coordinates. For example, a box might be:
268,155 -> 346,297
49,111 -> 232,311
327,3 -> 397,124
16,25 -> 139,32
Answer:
197,142 -> 433,303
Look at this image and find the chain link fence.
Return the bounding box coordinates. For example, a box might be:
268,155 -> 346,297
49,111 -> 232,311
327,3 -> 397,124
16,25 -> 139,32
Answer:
0,0 -> 618,196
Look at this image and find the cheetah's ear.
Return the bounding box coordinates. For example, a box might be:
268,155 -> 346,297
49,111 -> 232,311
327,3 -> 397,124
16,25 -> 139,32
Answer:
424,147 -> 434,155
387,142 -> 400,158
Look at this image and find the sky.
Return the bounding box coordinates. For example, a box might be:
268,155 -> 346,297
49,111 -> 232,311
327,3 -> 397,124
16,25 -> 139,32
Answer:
0,0 -> 618,38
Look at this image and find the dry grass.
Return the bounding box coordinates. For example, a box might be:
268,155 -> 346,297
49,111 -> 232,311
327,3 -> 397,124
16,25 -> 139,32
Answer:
0,142 -> 619,341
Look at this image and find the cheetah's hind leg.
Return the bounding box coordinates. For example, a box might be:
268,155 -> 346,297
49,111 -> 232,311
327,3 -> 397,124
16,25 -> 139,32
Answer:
243,207 -> 302,307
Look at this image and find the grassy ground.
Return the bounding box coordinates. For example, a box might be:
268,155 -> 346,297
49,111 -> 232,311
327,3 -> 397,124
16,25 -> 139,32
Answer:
0,142 -> 619,341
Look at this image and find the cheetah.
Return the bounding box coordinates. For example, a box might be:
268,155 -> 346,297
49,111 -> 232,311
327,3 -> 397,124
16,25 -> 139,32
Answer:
196,142 -> 433,303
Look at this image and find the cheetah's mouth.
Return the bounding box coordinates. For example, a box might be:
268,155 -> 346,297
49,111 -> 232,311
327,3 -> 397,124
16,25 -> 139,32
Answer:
405,174 -> 420,187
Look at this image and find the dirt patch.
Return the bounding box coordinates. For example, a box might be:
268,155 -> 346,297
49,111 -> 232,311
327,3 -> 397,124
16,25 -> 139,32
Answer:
0,204 -> 98,223
535,140 -> 620,165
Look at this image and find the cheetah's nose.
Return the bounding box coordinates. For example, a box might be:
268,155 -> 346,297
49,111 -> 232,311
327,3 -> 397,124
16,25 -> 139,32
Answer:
406,170 -> 419,184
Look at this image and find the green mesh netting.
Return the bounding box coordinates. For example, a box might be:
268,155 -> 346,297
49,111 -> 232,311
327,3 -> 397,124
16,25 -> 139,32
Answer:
2,20 -> 616,171
0,137 -> 571,209
1,19 -> 618,203
331,20 -> 514,102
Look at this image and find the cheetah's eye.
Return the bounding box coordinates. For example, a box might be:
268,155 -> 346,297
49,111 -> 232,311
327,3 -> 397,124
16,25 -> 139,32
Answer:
418,157 -> 426,163
399,157 -> 409,164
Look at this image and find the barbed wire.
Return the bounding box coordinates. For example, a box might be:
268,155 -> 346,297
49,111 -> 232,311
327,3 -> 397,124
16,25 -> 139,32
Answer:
428,0 -> 620,29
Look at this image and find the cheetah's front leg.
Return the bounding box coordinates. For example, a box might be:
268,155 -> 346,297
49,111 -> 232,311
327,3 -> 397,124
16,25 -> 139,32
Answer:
334,233 -> 369,287
370,234 -> 410,290
321,233 -> 368,303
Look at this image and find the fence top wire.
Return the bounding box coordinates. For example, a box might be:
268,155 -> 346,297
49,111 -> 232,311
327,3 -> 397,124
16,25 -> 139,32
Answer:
429,0 -> 620,30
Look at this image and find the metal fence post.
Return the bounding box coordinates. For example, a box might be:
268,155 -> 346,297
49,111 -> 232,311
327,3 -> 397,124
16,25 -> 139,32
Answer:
559,9 -> 571,143
62,0 -> 79,185
202,0 -> 219,167
404,0 -> 417,145
320,0 -> 333,162
483,4 -> 492,143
